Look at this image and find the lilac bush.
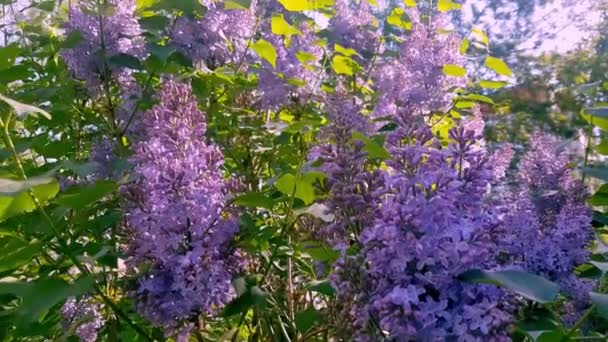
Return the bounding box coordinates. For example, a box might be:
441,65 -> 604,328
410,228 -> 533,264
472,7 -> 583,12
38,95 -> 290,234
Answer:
3,0 -> 602,341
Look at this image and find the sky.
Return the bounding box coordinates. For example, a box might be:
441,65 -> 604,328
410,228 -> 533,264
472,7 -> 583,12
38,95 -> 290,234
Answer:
459,0 -> 602,55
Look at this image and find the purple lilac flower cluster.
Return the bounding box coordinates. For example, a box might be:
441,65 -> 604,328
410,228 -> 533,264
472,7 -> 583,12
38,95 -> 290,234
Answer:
60,297 -> 105,342
124,81 -> 245,337
310,88 -> 381,249
497,132 -> 595,323
320,15 -> 515,339
171,0 -> 256,69
257,22 -> 324,110
373,9 -> 465,118
328,0 -> 382,57
62,0 -> 146,91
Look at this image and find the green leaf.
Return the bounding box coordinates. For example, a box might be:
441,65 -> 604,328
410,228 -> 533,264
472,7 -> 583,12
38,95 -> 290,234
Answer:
581,108 -> 608,131
463,93 -> 495,104
442,64 -> 466,77
277,0 -> 333,11
403,0 -> 416,7
305,279 -> 335,296
332,55 -> 362,76
485,56 -> 513,77
61,30 -> 83,49
588,261 -> 608,278
252,39 -> 277,68
0,94 -> 51,120
295,308 -> 322,334
588,184 -> 608,206
275,173 -> 322,205
591,292 -> 608,319
334,44 -> 358,57
139,15 -> 170,31
0,277 -> 94,323
352,132 -> 390,160
472,28 -> 489,47
0,176 -> 55,196
271,14 -> 301,36
459,38 -> 470,55
222,285 -> 267,317
0,65 -> 33,83
479,80 -> 509,89
460,269 -> 559,303
109,53 -> 143,70
0,44 -> 21,70
0,236 -> 40,273
56,181 -> 117,210
296,50 -> 316,64
438,0 -> 462,12
387,8 -> 412,30
0,181 -> 60,222
224,0 -> 252,9
276,173 -> 296,196
234,192 -> 275,209
597,139 -> 608,155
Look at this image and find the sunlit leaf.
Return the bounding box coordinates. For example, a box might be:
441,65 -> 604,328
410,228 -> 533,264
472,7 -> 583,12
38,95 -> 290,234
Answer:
479,80 -> 509,89
443,64 -> 466,77
271,13 -> 301,36
485,56 -> 513,77
334,44 -> 358,57
387,8 -> 412,30
277,0 -> 333,11
438,0 -> 462,12
332,55 -> 362,76
0,94 -> 51,120
0,176 -> 55,196
252,39 -> 277,68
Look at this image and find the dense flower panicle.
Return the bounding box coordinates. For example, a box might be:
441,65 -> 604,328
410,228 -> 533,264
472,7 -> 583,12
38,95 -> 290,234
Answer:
373,10 -> 465,118
497,132 -> 594,320
343,115 -> 512,340
257,23 -> 324,110
310,90 -> 381,248
489,143 -> 514,182
62,0 -> 146,90
328,0 -> 382,58
61,297 -> 105,342
125,81 -> 244,336
171,1 -> 256,69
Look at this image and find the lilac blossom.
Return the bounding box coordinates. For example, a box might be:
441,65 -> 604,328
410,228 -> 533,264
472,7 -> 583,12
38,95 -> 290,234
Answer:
60,297 -> 105,342
373,9 -> 465,118
497,132 -> 594,323
170,1 -> 256,69
124,81 -> 245,337
338,114 -> 513,340
62,0 -> 146,91
310,89 -> 381,249
327,0 -> 382,58
257,22 -> 324,110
